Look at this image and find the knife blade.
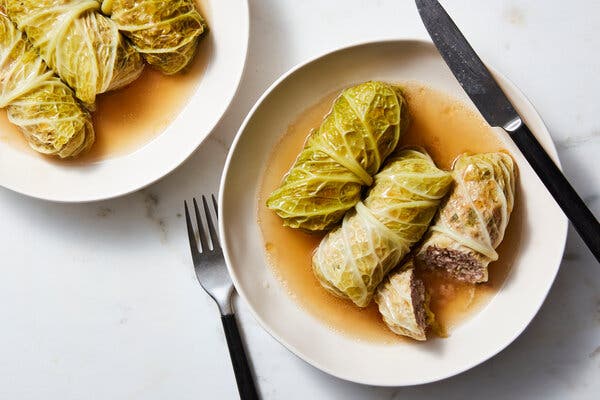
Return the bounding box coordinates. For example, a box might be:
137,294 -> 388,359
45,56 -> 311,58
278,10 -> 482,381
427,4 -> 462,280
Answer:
416,0 -> 600,262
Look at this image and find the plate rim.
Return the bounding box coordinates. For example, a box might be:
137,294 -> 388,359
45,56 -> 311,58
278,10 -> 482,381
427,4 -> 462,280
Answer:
0,0 -> 250,203
219,38 -> 568,386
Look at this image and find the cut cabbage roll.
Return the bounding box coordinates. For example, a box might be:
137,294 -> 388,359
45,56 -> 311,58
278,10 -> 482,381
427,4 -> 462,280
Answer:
0,14 -> 94,157
374,260 -> 431,341
416,152 -> 516,283
267,81 -> 407,231
101,0 -> 208,75
4,0 -> 144,105
312,149 -> 453,307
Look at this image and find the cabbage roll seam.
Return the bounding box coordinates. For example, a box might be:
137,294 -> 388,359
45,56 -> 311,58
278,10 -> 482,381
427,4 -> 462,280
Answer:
312,141 -> 373,186
454,170 -> 497,259
0,72 -> 53,107
340,212 -> 368,301
356,202 -> 411,254
417,153 -> 516,283
313,149 -> 453,307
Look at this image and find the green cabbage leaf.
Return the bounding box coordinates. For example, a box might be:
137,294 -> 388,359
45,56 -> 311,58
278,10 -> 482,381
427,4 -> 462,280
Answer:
267,81 -> 406,231
4,0 -> 144,105
312,149 -> 453,307
0,14 -> 94,157
101,0 -> 207,75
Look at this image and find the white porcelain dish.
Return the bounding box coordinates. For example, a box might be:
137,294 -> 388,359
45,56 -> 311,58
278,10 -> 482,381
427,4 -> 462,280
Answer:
220,39 -> 568,386
0,0 -> 249,202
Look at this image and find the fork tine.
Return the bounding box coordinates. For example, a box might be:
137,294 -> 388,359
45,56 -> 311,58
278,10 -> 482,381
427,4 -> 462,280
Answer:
184,201 -> 201,265
193,198 -> 209,252
202,195 -> 220,249
212,194 -> 219,216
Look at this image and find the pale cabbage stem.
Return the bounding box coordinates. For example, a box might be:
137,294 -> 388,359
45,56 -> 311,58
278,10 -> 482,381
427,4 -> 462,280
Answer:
104,22 -> 119,93
118,12 -> 203,53
371,202 -> 439,225
382,172 -> 451,199
306,173 -> 362,185
499,159 -> 515,211
487,186 -> 506,244
0,59 -> 53,107
457,167 -> 496,250
117,13 -> 199,33
496,171 -> 512,247
0,31 -> 20,71
376,174 -> 443,200
314,237 -> 341,296
25,2 -> 98,70
342,91 -> 383,171
21,1 -> 117,95
356,202 -> 411,256
313,141 -> 373,186
340,211 -> 367,304
374,199 -> 439,211
478,158 -> 512,245
494,163 -> 514,246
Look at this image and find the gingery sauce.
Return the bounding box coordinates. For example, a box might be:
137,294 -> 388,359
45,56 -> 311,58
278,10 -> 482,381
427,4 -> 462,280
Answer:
0,0 -> 208,162
257,83 -> 522,343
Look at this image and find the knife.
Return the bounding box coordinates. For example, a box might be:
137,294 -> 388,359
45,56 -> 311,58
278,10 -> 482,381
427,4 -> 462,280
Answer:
416,0 -> 600,263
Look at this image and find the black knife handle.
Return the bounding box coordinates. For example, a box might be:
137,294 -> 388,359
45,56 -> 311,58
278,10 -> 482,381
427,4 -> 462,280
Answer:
221,314 -> 259,400
509,122 -> 600,262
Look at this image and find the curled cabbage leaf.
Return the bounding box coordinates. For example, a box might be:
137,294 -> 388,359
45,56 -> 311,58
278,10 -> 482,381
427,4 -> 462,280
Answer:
101,0 -> 208,75
267,81 -> 407,231
4,0 -> 144,105
416,152 -> 516,283
374,260 -> 432,341
0,14 -> 94,157
312,149 -> 453,307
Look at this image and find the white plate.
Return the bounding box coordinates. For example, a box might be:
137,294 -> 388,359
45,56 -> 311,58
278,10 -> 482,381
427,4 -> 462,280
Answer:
0,0 -> 249,202
220,40 -> 568,386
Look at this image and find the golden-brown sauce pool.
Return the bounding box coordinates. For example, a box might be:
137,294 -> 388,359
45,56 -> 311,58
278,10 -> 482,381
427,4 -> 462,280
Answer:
257,83 -> 521,343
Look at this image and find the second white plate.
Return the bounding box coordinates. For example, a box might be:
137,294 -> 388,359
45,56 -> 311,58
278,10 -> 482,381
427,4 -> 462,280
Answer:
220,39 -> 568,386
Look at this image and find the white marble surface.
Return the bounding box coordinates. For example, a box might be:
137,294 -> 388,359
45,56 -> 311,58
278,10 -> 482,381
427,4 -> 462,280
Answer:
1,0 -> 599,398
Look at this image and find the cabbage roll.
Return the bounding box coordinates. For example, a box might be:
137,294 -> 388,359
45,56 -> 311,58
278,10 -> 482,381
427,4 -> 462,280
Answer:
374,260 -> 432,341
0,14 -> 94,157
312,149 -> 453,307
416,153 -> 516,283
4,0 -> 144,105
267,81 -> 407,231
101,0 -> 208,75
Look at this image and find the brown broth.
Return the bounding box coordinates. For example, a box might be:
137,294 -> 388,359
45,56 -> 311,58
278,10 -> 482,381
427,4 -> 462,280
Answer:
0,0 -> 209,162
257,83 -> 521,343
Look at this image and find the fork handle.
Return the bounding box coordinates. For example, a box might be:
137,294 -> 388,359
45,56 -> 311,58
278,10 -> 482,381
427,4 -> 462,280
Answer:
221,314 -> 259,400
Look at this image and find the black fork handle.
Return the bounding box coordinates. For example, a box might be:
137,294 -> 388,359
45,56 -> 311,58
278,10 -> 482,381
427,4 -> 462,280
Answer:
221,314 -> 259,400
510,123 -> 600,262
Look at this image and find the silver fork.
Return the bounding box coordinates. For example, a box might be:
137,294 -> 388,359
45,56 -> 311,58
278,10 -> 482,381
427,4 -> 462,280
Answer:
184,195 -> 259,400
